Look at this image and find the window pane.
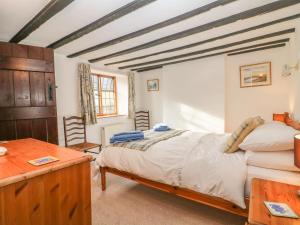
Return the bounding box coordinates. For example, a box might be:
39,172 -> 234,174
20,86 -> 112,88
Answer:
110,79 -> 114,91
91,75 -> 100,114
91,75 -> 98,91
103,91 -> 108,99
101,77 -> 106,90
101,77 -> 114,91
92,75 -> 117,116
104,78 -> 109,91
108,79 -> 112,91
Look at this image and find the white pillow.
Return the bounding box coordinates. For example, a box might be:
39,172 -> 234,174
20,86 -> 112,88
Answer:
245,150 -> 300,172
239,121 -> 299,152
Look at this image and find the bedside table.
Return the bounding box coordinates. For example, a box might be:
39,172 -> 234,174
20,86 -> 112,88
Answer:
248,178 -> 300,225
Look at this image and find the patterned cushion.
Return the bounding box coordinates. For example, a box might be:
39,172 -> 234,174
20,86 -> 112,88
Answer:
225,116 -> 264,153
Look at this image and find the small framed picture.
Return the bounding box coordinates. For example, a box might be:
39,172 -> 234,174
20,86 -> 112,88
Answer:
147,79 -> 159,91
240,62 -> 271,88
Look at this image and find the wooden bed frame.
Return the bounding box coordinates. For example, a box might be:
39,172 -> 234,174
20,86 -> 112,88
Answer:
99,113 -> 300,219
100,166 -> 249,218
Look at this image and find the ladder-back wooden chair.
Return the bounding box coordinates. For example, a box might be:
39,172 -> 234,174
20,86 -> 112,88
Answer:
134,111 -> 150,131
63,116 -> 101,153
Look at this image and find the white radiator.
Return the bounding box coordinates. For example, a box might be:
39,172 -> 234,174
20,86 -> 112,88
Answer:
100,122 -> 131,146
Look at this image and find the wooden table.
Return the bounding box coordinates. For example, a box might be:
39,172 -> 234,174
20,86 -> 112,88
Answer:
0,138 -> 92,225
248,178 -> 300,225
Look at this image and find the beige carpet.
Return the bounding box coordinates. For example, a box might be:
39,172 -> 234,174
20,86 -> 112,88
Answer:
91,173 -> 246,225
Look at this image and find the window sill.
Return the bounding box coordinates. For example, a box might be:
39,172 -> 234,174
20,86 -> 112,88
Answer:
97,114 -> 127,119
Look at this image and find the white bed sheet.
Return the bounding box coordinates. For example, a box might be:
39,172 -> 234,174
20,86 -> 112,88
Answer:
245,166 -> 300,196
245,150 -> 300,172
96,131 -> 247,208
97,131 -> 207,186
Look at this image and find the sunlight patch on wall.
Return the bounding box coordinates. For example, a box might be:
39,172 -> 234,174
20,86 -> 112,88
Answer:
179,103 -> 224,133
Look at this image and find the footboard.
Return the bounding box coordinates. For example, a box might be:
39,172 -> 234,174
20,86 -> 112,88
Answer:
99,166 -> 249,218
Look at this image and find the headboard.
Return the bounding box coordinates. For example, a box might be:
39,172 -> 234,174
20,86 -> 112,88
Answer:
273,112 -> 300,130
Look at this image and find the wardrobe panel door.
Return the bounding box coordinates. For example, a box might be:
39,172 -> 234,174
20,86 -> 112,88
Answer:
0,42 -> 57,144
32,119 -> 47,142
0,70 -> 14,107
30,72 -> 46,106
45,73 -> 56,106
44,48 -> 54,61
12,44 -> 28,58
0,42 -> 12,56
14,71 -> 30,107
0,121 -> 16,140
16,120 -> 32,139
47,117 -> 58,144
28,46 -> 43,60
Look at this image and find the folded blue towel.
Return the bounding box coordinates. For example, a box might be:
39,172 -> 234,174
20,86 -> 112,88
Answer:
110,136 -> 144,144
113,131 -> 142,137
110,131 -> 144,144
153,123 -> 170,132
112,133 -> 144,140
154,127 -> 170,132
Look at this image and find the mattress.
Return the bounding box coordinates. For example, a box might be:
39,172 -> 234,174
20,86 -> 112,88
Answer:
245,166 -> 300,196
245,150 -> 300,172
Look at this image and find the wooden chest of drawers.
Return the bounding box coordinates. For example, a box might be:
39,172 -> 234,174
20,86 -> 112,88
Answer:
0,139 -> 92,225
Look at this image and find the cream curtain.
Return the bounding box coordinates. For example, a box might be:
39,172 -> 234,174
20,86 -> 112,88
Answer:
79,63 -> 97,125
128,71 -> 136,119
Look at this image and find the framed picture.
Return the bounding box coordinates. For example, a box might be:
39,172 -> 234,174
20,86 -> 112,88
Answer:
240,62 -> 272,88
147,79 -> 159,91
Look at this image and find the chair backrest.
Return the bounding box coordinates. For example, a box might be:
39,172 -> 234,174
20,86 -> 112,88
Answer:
134,111 -> 150,131
63,116 -> 87,147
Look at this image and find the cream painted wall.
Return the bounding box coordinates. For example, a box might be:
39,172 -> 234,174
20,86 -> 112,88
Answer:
136,27 -> 300,133
136,56 -> 225,133
54,53 -> 133,146
226,19 -> 300,131
290,19 -> 300,120
55,53 -> 81,145
135,69 -> 163,127
225,46 -> 293,132
162,56 -> 225,133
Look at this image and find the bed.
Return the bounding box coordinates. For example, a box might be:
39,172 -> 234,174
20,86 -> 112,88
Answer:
96,120 -> 300,218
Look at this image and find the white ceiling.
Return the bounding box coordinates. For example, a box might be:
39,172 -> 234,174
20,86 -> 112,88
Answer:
0,0 -> 299,71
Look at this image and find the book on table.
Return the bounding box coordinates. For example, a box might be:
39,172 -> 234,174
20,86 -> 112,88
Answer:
28,156 -> 59,166
264,201 -> 299,219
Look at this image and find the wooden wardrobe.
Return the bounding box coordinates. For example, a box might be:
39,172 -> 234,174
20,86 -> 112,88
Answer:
0,42 -> 58,144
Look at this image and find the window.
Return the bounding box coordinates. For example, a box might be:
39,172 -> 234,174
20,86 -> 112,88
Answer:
91,74 -> 117,117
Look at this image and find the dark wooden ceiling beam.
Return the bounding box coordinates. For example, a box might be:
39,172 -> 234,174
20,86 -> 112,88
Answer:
67,0 -> 237,58
135,43 -> 286,72
10,0 -> 74,43
131,40 -> 288,72
227,44 -> 286,56
135,65 -> 163,72
119,30 -> 294,69
47,0 -> 157,49
89,0 -> 300,63
106,13 -> 300,66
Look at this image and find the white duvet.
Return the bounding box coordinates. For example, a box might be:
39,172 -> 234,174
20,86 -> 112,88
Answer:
96,131 -> 247,208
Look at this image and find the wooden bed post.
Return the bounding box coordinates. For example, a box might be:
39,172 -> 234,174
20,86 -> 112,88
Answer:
100,167 -> 106,191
